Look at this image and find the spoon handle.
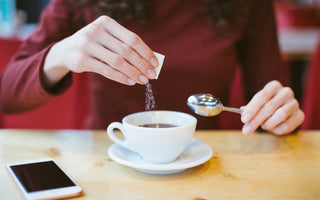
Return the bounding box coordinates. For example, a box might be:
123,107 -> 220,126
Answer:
222,106 -> 242,114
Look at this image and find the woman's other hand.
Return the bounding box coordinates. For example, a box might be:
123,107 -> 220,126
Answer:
241,80 -> 305,135
44,15 -> 159,88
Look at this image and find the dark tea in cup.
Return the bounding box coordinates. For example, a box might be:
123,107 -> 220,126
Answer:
138,123 -> 177,128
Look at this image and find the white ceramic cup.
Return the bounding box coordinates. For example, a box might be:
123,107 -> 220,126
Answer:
107,110 -> 197,164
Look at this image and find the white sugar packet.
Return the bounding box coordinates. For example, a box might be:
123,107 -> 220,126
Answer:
153,52 -> 165,79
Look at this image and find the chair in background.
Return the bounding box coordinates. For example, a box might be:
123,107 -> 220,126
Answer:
301,37 -> 320,129
275,1 -> 320,29
274,0 -> 320,103
0,38 -> 90,129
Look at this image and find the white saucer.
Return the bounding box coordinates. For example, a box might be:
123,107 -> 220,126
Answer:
108,139 -> 213,175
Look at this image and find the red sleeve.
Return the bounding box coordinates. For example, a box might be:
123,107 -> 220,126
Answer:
0,0 -> 83,113
236,0 -> 290,101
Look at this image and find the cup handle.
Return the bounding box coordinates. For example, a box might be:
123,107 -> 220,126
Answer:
107,122 -> 136,152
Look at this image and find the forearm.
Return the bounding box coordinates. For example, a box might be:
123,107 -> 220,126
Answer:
0,46 -> 57,113
0,42 -> 74,114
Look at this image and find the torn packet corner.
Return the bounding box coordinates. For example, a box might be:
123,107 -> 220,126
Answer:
153,52 -> 165,79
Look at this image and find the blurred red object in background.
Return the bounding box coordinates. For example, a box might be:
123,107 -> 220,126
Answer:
275,1 -> 320,29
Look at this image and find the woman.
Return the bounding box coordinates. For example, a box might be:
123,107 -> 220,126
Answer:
0,0 -> 304,135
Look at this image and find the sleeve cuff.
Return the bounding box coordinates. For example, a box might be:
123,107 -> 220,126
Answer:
38,43 -> 74,96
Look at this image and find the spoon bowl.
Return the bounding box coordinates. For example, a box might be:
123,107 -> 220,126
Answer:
187,93 -> 242,117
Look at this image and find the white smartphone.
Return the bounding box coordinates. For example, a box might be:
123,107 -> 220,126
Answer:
6,158 -> 82,200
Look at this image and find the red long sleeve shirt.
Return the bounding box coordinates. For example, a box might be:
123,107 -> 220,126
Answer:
0,0 -> 289,129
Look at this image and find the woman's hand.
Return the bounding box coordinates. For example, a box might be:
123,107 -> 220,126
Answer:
241,80 -> 305,135
44,15 -> 159,88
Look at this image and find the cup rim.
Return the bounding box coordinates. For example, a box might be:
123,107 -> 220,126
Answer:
123,110 -> 197,129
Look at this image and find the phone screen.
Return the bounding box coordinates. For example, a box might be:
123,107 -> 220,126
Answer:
9,161 -> 76,192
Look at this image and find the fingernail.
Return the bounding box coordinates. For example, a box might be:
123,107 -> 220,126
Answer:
242,113 -> 251,123
242,124 -> 252,135
127,78 -> 136,85
151,57 -> 158,67
147,69 -> 156,79
277,124 -> 288,134
139,75 -> 148,84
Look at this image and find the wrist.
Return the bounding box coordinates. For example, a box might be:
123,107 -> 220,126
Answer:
43,41 -> 70,89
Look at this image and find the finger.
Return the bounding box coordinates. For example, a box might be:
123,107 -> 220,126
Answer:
241,80 -> 282,123
83,37 -> 149,85
242,86 -> 293,135
99,50 -> 149,85
93,29 -> 157,79
84,57 -> 136,86
261,98 -> 299,130
249,86 -> 294,130
269,110 -> 305,135
94,16 -> 159,68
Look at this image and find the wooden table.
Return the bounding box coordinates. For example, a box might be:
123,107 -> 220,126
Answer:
1,129 -> 320,200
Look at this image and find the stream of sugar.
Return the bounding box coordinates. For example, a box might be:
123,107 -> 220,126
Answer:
145,82 -> 156,111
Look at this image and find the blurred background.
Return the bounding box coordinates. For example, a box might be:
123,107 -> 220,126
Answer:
0,0 -> 320,129
0,0 -> 49,38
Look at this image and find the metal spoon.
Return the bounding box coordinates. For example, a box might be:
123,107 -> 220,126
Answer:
187,93 -> 242,117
